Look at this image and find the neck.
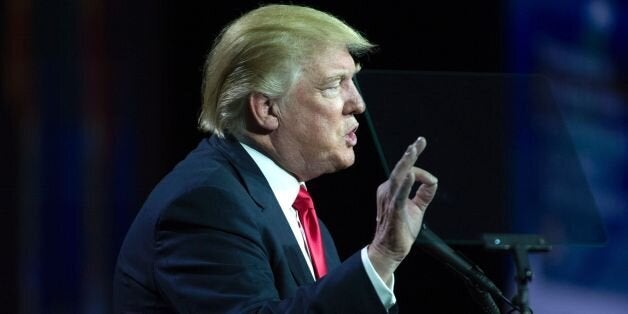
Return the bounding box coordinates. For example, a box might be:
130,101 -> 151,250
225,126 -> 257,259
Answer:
240,132 -> 314,182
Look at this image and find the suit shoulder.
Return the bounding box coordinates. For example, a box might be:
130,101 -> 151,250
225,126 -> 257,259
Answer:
158,185 -> 259,229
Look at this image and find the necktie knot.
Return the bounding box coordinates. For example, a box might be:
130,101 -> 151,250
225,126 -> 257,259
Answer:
292,185 -> 328,279
293,186 -> 314,214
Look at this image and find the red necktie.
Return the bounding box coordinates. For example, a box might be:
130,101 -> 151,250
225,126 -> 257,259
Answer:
292,185 -> 328,279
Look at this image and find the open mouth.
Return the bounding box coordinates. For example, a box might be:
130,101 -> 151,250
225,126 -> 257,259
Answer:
345,124 -> 359,146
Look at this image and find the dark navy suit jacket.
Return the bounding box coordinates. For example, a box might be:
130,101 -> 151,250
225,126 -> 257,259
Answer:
113,135 -> 392,313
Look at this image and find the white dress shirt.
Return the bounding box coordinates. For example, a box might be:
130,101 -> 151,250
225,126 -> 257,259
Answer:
241,143 -> 396,310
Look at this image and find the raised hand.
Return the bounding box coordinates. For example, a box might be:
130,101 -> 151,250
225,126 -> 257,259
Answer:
368,137 -> 438,284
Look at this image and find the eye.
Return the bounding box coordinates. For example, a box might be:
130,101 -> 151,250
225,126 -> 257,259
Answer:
321,86 -> 339,97
320,80 -> 342,97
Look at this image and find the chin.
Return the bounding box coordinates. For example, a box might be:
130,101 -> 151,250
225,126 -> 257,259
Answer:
334,149 -> 356,171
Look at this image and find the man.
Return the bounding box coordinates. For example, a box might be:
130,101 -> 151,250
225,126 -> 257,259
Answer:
114,4 -> 437,313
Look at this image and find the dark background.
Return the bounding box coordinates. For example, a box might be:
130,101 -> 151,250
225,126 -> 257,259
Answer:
2,0 -> 627,313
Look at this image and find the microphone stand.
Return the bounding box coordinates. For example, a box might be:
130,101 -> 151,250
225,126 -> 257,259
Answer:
483,234 -> 552,314
464,272 -> 500,314
416,224 -> 514,313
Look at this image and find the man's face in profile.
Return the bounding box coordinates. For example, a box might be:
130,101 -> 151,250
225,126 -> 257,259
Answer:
272,47 -> 366,179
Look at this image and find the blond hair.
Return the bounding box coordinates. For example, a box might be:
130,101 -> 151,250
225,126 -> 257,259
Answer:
199,4 -> 374,137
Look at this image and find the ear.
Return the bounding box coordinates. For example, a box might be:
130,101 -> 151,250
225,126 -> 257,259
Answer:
248,92 -> 279,132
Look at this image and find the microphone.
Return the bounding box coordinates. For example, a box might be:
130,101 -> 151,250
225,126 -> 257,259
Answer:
415,224 -> 505,300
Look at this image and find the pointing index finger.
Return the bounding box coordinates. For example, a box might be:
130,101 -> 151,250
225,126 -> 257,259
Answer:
389,137 -> 426,185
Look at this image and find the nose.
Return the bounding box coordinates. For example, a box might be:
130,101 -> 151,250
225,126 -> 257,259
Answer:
343,79 -> 366,115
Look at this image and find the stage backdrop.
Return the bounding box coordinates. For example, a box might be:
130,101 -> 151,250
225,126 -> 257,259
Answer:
2,1 -> 626,313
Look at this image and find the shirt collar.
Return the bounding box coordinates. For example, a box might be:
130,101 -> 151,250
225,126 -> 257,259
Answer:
240,142 -> 302,211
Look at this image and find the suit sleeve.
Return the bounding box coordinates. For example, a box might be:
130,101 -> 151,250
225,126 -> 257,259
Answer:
154,186 -> 391,313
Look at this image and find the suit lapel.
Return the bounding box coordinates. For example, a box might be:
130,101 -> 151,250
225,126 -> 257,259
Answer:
211,135 -> 315,286
265,202 -> 316,286
320,221 -> 341,271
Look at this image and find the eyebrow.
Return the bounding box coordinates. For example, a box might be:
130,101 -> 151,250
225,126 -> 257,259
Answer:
320,64 -> 362,85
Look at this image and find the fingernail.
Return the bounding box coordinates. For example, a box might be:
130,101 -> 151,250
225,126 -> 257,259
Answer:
416,137 -> 424,144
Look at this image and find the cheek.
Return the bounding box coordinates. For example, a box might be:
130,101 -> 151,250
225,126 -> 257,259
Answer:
312,114 -> 342,138
289,97 -> 345,142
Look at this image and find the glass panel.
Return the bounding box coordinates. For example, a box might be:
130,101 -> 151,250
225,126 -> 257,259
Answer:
357,70 -> 606,245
